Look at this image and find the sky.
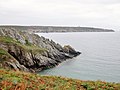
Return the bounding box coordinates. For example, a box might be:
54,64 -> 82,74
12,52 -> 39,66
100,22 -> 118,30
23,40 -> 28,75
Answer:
0,0 -> 120,30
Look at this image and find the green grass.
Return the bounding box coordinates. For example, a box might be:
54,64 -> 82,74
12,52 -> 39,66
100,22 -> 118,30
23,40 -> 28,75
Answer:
0,36 -> 47,54
0,48 -> 13,62
0,36 -> 19,44
0,48 -> 7,55
19,43 -> 47,54
0,69 -> 120,90
25,39 -> 32,46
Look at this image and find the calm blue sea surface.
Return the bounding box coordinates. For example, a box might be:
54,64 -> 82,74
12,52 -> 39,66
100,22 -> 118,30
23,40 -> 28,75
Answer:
37,32 -> 120,82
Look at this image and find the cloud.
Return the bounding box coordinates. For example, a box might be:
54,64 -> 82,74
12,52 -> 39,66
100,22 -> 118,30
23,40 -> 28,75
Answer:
0,0 -> 120,30
72,0 -> 120,4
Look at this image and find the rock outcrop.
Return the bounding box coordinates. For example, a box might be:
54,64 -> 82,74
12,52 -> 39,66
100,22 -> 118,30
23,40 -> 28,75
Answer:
0,28 -> 81,72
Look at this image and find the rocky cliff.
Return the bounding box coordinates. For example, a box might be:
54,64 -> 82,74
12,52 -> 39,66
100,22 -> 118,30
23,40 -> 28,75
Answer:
0,28 -> 80,72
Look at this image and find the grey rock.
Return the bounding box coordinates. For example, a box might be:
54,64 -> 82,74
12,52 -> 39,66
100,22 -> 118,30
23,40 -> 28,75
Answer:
0,28 -> 81,72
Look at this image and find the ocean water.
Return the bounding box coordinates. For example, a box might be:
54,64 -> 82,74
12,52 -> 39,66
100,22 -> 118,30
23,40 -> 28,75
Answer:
37,32 -> 120,82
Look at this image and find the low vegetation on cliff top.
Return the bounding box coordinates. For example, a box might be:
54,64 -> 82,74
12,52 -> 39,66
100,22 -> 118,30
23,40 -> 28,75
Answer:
0,36 -> 48,71
0,36 -> 46,51
0,36 -> 47,56
0,69 -> 120,90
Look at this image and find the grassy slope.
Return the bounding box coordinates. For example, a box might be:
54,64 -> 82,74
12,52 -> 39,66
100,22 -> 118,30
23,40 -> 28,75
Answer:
0,69 -> 120,90
0,36 -> 47,52
0,36 -> 46,62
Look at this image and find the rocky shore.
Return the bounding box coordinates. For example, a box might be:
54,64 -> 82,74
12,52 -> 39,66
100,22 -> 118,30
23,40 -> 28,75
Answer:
0,28 -> 81,72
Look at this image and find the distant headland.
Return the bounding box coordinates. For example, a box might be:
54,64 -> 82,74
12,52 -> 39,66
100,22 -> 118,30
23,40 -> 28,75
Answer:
0,26 -> 114,33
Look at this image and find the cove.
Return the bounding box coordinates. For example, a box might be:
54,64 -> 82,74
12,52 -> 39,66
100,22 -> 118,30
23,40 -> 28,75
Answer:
37,32 -> 120,82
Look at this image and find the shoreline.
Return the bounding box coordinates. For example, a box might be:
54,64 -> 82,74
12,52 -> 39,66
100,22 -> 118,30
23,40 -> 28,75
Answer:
0,28 -> 81,73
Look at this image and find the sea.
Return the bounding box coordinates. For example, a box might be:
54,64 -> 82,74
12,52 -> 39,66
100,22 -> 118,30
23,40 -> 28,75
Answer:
37,32 -> 120,82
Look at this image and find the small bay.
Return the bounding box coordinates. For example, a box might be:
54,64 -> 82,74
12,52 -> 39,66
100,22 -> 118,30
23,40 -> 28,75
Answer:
37,32 -> 120,82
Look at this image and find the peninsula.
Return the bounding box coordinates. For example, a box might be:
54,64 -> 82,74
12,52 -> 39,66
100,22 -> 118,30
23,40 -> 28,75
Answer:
0,26 -> 114,33
0,28 -> 80,72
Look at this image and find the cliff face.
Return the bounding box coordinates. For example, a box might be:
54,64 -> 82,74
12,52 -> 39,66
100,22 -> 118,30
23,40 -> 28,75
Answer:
0,28 -> 80,72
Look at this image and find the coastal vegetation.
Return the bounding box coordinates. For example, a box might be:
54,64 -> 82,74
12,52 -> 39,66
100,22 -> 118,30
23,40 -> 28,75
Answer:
0,69 -> 120,90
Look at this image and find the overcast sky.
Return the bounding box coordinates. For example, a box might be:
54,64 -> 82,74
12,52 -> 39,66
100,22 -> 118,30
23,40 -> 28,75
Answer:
0,0 -> 120,30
